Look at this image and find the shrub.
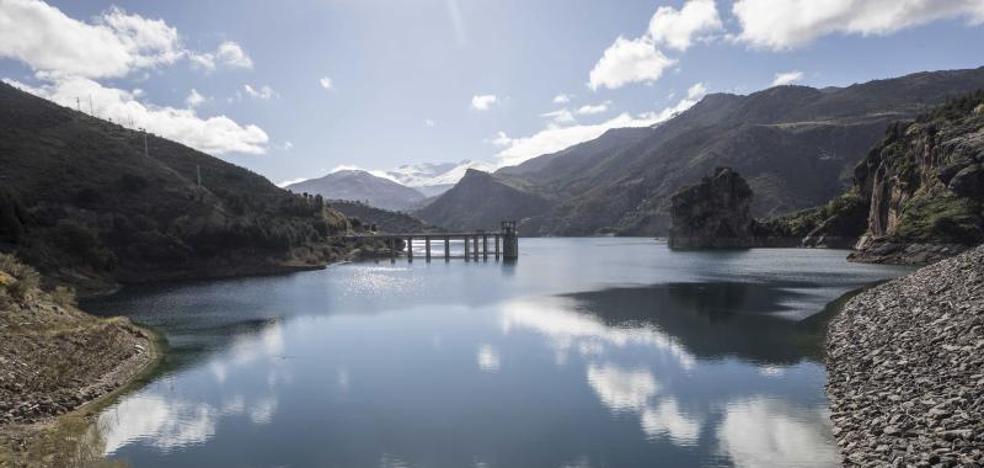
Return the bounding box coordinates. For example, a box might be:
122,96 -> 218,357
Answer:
0,253 -> 41,300
51,285 -> 77,307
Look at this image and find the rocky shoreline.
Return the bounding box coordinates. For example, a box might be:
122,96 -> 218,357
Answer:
0,255 -> 163,465
826,244 -> 984,466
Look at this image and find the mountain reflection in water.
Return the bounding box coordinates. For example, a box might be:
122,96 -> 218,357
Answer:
72,239 -> 908,467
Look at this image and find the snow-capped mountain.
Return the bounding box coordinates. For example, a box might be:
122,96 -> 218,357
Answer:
385,159 -> 497,196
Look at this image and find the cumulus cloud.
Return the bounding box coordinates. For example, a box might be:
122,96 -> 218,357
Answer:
0,1 -> 182,79
495,82 -> 706,166
0,0 -> 252,77
588,0 -> 720,90
589,37 -> 676,91
576,102 -> 611,115
733,0 -> 984,50
470,94 -> 497,110
5,76 -> 269,155
771,70 -> 803,86
319,76 -> 333,91
244,84 -> 276,100
190,41 -> 253,70
553,93 -> 571,104
424,118 -> 436,127
185,88 -> 206,107
647,0 -> 723,51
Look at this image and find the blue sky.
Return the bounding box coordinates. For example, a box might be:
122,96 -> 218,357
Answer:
2,0 -> 984,185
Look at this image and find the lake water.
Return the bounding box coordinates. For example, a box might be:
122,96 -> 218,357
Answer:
82,238 -> 910,467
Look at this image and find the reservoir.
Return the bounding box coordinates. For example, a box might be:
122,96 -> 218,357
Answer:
83,238 -> 910,467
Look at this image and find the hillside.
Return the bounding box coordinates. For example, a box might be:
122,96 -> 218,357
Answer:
329,200 -> 439,234
415,169 -> 552,231
286,169 -> 425,211
0,254 -> 157,466
0,82 -> 361,293
772,91 -> 984,263
428,68 -> 984,235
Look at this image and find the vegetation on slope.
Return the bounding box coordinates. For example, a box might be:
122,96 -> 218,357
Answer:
0,82 -> 357,292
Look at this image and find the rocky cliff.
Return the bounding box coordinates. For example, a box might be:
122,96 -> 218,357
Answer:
784,91 -> 984,263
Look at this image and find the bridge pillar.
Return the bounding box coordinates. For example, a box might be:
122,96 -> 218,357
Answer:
444,236 -> 450,261
473,235 -> 480,260
464,236 -> 469,262
425,236 -> 431,261
501,221 -> 518,260
407,236 -> 413,261
483,234 -> 488,260
494,234 -> 500,260
390,238 -> 396,263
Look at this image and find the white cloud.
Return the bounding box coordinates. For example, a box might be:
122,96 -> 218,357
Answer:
189,41 -> 253,70
576,102 -> 611,115
495,82 -> 706,166
243,84 -> 276,100
647,0 -> 723,51
541,108 -> 577,125
588,0 -> 720,90
215,41 -> 252,68
470,94 -> 497,111
589,36 -> 676,91
424,118 -> 436,127
282,141 -> 294,151
488,131 -> 513,147
553,93 -> 571,104
185,88 -> 206,107
771,70 -> 803,86
733,0 -> 984,50
0,1 -> 182,79
319,76 -> 333,91
5,76 -> 268,155
686,82 -> 706,99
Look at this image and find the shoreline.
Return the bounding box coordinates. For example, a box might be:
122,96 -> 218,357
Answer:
0,318 -> 165,466
825,245 -> 983,466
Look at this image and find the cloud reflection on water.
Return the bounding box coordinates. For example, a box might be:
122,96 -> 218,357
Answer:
499,290 -> 837,467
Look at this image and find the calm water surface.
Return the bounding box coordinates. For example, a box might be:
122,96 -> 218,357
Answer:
83,238 -> 910,467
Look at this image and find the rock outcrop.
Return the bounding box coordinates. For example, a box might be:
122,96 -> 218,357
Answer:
668,167 -> 759,249
826,244 -> 984,466
788,91 -> 984,264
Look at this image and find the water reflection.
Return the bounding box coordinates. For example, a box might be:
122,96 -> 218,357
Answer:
66,240 -> 908,467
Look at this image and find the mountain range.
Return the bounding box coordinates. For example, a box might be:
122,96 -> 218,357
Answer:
414,67 -> 984,235
286,169 -> 426,211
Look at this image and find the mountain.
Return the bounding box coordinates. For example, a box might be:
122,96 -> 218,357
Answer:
386,160 -> 496,197
769,91 -> 984,264
328,200 -> 439,234
427,67 -> 984,235
415,169 -> 551,231
0,82 -> 362,293
286,169 -> 425,211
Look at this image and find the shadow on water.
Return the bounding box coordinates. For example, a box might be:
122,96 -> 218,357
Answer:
559,280 -> 836,365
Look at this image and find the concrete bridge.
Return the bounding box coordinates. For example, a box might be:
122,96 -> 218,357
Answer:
337,221 -> 519,262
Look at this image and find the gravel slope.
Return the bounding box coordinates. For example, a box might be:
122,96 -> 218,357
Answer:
827,244 -> 984,466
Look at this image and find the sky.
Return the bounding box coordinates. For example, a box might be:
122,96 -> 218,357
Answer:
2,0 -> 984,186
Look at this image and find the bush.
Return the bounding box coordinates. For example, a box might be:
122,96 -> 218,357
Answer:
0,253 -> 41,300
51,285 -> 77,307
